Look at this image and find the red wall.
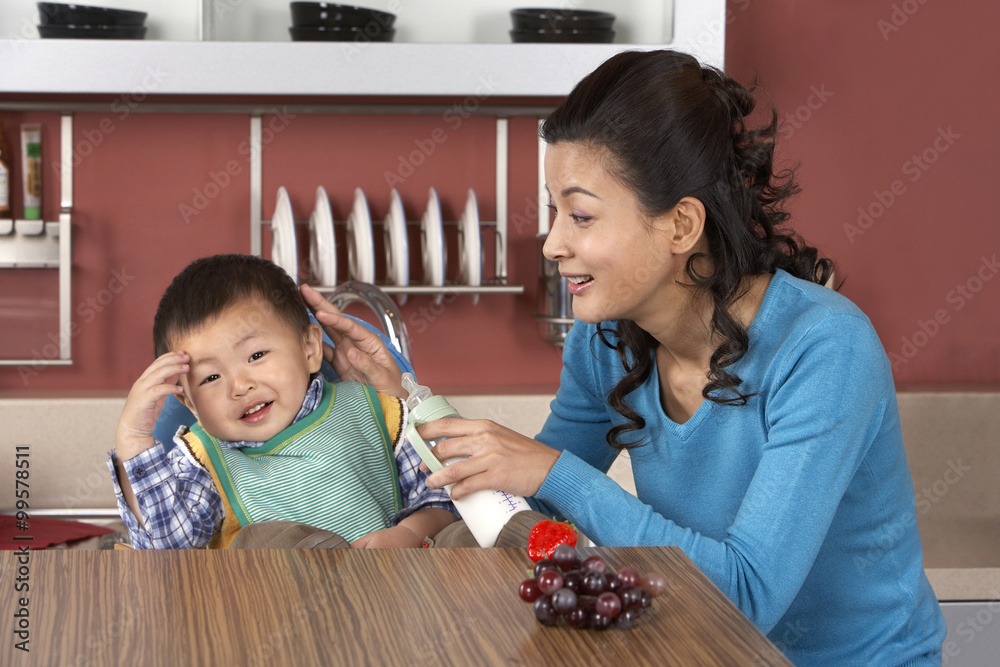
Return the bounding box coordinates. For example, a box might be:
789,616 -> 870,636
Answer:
2,0 -> 998,393
724,0 -> 1000,386
0,109 -> 564,393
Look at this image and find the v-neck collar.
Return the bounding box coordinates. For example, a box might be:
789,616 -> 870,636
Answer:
648,270 -> 785,438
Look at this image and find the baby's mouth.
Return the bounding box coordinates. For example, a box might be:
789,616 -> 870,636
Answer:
241,401 -> 273,423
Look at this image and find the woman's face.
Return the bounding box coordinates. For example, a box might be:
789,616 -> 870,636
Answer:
542,142 -> 681,326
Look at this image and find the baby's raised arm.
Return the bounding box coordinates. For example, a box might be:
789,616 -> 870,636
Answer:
113,351 -> 190,526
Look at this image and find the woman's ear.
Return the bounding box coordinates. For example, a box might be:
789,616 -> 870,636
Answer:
668,196 -> 706,254
304,322 -> 324,373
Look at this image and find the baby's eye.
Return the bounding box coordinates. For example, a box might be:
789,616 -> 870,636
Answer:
200,374 -> 220,385
249,351 -> 267,362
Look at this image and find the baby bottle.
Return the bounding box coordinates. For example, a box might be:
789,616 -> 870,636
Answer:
402,373 -> 531,547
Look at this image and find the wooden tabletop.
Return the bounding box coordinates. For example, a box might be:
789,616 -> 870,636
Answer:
1,546 -> 790,666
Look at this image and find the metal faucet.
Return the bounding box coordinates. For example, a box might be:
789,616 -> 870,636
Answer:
328,281 -> 412,364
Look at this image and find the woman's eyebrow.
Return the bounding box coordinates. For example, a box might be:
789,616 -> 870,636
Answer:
544,184 -> 603,199
562,186 -> 601,199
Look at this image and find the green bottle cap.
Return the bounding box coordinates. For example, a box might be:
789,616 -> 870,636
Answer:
404,396 -> 460,473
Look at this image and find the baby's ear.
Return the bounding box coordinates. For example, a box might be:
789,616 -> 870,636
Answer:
177,390 -> 197,416
304,322 -> 324,372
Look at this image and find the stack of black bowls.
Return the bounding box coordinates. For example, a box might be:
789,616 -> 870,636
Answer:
510,8 -> 615,43
37,2 -> 147,39
289,2 -> 396,42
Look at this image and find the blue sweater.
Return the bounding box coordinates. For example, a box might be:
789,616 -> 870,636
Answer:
534,270 -> 945,665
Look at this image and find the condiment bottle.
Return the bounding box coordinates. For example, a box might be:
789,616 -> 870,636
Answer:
0,121 -> 11,219
402,373 -> 531,547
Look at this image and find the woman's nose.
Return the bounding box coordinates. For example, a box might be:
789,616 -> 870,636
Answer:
542,215 -> 570,262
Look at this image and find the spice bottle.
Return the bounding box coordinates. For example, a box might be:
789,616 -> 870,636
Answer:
0,121 -> 11,219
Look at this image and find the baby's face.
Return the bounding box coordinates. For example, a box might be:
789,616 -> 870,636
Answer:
174,298 -> 323,443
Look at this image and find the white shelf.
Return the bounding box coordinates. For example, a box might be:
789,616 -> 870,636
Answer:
0,1 -> 724,98
0,41 -> 717,98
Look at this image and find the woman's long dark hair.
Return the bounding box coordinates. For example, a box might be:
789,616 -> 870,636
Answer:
541,50 -> 833,449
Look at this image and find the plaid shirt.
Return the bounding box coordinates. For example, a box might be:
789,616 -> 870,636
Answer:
108,375 -> 455,549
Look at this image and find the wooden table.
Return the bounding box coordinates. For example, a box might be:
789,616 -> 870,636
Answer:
1,547 -> 790,666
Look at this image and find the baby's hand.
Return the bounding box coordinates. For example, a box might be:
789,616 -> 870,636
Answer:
350,525 -> 422,549
115,351 -> 189,460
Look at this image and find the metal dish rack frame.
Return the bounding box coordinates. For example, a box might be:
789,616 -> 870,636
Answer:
247,104 -> 557,298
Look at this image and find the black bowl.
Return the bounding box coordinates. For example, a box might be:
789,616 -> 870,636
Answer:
38,2 -> 147,27
510,28 -> 614,44
511,8 -> 615,32
38,23 -> 147,39
290,2 -> 395,28
289,25 -> 395,42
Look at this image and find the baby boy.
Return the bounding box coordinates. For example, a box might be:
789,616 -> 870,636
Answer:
108,254 -> 456,548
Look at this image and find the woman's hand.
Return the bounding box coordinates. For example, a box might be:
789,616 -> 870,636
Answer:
417,418 -> 561,499
300,284 -> 405,399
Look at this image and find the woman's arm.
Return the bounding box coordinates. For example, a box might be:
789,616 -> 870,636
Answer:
422,315 -> 896,632
535,315 -> 894,632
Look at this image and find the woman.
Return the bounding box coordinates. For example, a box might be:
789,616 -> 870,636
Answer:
397,50 -> 945,665
295,50 -> 943,663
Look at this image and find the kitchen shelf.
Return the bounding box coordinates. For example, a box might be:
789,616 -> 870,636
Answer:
314,284 -> 523,296
0,42 -> 715,97
0,1 -> 724,97
0,116 -> 74,366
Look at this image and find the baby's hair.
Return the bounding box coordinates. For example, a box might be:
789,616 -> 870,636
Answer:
153,254 -> 309,357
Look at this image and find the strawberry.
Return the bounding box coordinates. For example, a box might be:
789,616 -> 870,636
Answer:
527,518 -> 578,563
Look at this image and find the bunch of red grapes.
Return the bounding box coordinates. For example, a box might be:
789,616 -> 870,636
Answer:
518,544 -> 667,630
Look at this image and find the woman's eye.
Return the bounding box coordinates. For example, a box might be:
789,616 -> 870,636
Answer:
200,374 -> 219,385
548,202 -> 591,225
250,351 -> 267,362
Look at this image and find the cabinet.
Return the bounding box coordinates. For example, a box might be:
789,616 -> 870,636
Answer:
0,1 -> 724,96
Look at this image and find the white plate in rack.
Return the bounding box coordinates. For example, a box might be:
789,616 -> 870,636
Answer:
384,188 -> 409,304
271,186 -> 298,284
347,187 -> 376,283
421,187 -> 446,289
458,188 -> 482,303
309,186 -> 336,286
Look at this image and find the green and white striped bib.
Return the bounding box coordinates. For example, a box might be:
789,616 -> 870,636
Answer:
187,380 -> 403,543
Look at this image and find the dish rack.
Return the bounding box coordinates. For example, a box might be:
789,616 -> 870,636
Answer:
250,114 -> 525,302
0,114 -> 74,367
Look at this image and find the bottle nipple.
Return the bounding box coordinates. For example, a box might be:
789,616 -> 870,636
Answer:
402,372 -> 433,411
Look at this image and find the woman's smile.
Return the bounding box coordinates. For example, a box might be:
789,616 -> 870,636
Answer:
563,274 -> 595,295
